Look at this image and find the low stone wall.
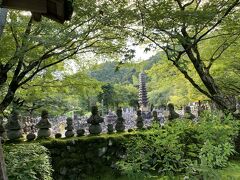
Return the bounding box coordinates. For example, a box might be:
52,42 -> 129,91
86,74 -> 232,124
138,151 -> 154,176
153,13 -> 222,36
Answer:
41,133 -> 131,180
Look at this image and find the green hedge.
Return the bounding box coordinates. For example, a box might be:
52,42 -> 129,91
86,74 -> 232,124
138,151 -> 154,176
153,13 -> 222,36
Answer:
4,143 -> 53,180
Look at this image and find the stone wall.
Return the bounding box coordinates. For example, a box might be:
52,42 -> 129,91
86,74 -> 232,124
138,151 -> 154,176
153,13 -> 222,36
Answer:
41,134 -> 131,180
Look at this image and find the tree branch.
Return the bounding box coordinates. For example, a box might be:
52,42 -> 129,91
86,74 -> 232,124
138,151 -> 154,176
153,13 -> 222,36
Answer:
196,0 -> 240,43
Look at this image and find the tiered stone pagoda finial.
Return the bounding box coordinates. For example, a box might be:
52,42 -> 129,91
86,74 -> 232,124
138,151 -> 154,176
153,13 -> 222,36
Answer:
136,110 -> 144,129
152,111 -> 159,123
36,110 -> 52,138
115,108 -> 125,132
138,72 -> 148,111
65,117 -> 74,138
6,109 -> 22,140
87,106 -> 104,135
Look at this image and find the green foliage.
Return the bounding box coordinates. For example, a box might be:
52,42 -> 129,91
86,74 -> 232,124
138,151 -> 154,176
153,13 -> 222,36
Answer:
116,112 -> 239,178
102,0 -> 240,112
4,143 -> 53,180
147,56 -> 208,107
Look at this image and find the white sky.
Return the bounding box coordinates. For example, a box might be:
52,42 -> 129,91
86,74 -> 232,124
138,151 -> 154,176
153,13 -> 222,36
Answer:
133,45 -> 156,61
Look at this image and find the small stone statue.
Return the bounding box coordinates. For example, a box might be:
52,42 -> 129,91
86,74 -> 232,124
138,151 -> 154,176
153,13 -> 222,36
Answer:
55,133 -> 62,138
107,124 -> 114,134
167,103 -> 180,121
6,109 -> 22,140
26,133 -> 36,141
136,110 -> 144,129
115,108 -> 125,132
77,129 -> 85,136
87,106 -> 104,135
65,117 -> 74,138
36,110 -> 52,138
184,106 -> 196,120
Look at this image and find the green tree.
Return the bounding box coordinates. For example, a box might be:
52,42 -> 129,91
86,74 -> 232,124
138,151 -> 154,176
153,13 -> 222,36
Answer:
113,84 -> 138,108
147,54 -> 207,107
15,67 -> 102,116
102,0 -> 240,112
98,83 -> 115,111
0,0 -> 125,114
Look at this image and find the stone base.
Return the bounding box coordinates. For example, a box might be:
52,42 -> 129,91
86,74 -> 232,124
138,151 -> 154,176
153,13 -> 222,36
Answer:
89,125 -> 102,135
7,130 -> 22,140
37,129 -> 51,138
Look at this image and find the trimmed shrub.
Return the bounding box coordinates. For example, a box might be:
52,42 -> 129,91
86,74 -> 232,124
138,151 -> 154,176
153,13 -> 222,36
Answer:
4,143 -> 53,180
116,111 -> 239,178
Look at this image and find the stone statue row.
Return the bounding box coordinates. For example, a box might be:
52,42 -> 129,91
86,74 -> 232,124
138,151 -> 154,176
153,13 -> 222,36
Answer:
0,106 -> 145,141
1,103 -> 195,141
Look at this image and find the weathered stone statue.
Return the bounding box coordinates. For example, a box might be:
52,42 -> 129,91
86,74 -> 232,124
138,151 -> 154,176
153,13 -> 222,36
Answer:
115,108 -> 125,132
167,103 -> 180,121
87,106 -> 104,135
65,117 -> 74,138
136,110 -> 144,129
184,106 -> 196,120
6,109 -> 22,140
36,110 -> 52,138
107,124 -> 114,134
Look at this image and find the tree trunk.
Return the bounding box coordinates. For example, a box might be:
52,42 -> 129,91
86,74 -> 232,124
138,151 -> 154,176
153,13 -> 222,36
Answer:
183,45 -> 236,113
0,85 -> 17,115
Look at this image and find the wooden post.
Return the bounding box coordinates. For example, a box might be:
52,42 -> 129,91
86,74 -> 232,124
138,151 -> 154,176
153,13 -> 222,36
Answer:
0,137 -> 7,180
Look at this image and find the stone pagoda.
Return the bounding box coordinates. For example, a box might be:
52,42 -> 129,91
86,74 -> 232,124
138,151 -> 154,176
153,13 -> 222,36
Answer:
65,117 -> 74,138
136,110 -> 144,129
87,106 -> 104,135
138,72 -> 149,111
115,108 -> 125,132
36,110 -> 52,138
6,109 -> 22,140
